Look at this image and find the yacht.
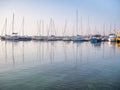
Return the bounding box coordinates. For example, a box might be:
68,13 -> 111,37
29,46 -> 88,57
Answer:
62,36 -> 71,41
47,35 -> 57,41
72,35 -> 85,42
108,34 -> 117,42
90,34 -> 102,43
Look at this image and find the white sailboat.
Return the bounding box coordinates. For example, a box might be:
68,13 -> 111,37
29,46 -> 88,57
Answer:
1,18 -> 8,40
101,24 -> 108,41
62,19 -> 71,41
5,13 -> 19,41
32,20 -> 44,41
19,17 -> 31,41
72,10 -> 85,42
47,18 -> 57,41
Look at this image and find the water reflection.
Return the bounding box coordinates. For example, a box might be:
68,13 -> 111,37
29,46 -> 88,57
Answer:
22,42 -> 24,63
91,42 -> 101,48
63,42 -> 67,61
108,42 -> 116,58
0,41 -> 120,66
0,41 -> 120,90
116,43 -> 120,48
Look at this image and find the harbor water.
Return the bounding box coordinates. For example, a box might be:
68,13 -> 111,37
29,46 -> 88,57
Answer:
0,41 -> 120,90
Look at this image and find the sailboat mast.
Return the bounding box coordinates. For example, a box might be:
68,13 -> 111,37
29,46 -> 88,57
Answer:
39,20 -> 41,36
88,16 -> 90,36
110,24 -> 112,34
103,24 -> 105,36
94,25 -> 97,34
1,18 -> 7,36
5,18 -> 7,35
12,13 -> 14,34
53,20 -> 56,36
47,18 -> 52,37
63,19 -> 67,37
42,20 -> 44,36
114,23 -> 116,34
76,9 -> 78,36
50,18 -> 52,36
80,16 -> 83,35
22,17 -> 24,36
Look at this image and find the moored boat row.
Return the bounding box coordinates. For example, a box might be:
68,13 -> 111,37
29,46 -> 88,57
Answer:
1,34 -> 120,43
0,13 -> 120,43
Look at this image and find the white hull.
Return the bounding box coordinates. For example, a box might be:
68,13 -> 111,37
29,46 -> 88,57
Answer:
62,37 -> 71,41
108,38 -> 116,42
71,37 -> 85,41
108,34 -> 117,42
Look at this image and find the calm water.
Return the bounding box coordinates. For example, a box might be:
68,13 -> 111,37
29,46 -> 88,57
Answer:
0,41 -> 120,90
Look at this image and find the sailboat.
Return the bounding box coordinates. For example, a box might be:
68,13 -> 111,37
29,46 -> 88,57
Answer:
4,13 -> 19,41
101,24 -> 108,41
62,19 -> 71,41
47,18 -> 57,41
84,16 -> 91,41
72,10 -> 85,42
32,20 -> 44,41
90,34 -> 102,43
19,17 -> 31,41
90,26 -> 102,43
1,18 -> 8,40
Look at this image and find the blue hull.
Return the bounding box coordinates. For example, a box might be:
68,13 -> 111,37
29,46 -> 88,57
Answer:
90,38 -> 101,43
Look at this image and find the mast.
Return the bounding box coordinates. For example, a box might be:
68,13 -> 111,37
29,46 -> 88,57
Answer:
42,20 -> 44,36
50,18 -> 52,36
1,18 -> 7,36
114,23 -> 116,34
63,19 -> 67,37
37,20 -> 41,36
94,25 -> 97,34
47,24 -> 49,37
51,18 -> 52,36
12,13 -> 14,35
5,18 -> 7,35
53,20 -> 56,36
80,16 -> 83,35
103,24 -> 105,36
39,20 -> 41,36
88,16 -> 91,36
110,24 -> 112,34
22,17 -> 24,36
76,9 -> 78,36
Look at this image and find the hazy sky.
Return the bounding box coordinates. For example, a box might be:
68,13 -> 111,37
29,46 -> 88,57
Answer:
0,0 -> 120,36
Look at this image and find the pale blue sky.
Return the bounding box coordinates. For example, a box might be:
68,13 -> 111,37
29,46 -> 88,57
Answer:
0,0 -> 120,35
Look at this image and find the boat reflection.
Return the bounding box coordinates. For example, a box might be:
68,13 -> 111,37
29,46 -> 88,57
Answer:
0,41 -> 119,67
116,43 -> 120,48
91,42 -> 101,48
108,42 -> 116,47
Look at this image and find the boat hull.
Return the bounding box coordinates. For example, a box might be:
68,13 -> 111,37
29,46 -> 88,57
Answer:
108,38 -> 116,42
90,38 -> 101,43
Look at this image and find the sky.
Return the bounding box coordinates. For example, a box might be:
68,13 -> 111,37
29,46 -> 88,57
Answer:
0,0 -> 120,36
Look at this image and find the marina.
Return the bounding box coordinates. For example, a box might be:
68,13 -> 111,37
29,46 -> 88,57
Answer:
0,9 -> 120,90
0,13 -> 119,43
0,0 -> 120,90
